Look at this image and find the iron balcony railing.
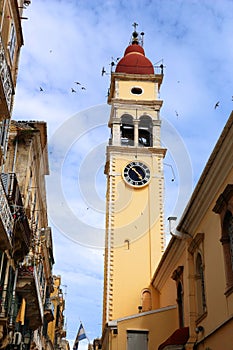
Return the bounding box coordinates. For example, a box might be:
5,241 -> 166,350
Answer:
0,177 -> 13,248
1,172 -> 31,248
0,34 -> 14,119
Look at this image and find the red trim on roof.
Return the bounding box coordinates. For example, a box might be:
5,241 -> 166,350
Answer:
158,327 -> 189,350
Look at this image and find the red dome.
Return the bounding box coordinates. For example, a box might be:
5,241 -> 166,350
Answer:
115,43 -> 154,75
124,44 -> 145,56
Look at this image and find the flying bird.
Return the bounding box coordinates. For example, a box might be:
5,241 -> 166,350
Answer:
81,87 -> 86,90
101,67 -> 106,76
39,87 -> 43,91
214,101 -> 220,109
175,110 -> 179,117
75,81 -> 81,85
71,88 -> 76,93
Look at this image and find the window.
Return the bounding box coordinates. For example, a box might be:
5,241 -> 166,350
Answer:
172,266 -> 184,328
213,185 -> 233,294
195,253 -> 206,317
188,232 -> 206,321
131,87 -> 143,95
227,213 -> 233,269
221,211 -> 233,291
177,281 -> 184,328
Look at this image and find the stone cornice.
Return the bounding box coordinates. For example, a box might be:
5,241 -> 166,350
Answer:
109,98 -> 163,109
106,145 -> 167,158
177,111 -> 233,234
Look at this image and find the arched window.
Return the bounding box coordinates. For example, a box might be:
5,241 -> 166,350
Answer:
120,114 -> 134,146
195,253 -> 206,317
213,185 -> 233,293
138,116 -> 153,147
223,211 -> 233,269
172,266 -> 184,328
221,210 -> 233,290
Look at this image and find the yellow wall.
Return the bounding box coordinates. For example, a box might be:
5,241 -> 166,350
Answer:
105,307 -> 178,350
117,80 -> 157,100
106,152 -> 165,320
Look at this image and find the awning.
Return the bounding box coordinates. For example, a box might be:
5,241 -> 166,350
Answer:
158,327 -> 189,350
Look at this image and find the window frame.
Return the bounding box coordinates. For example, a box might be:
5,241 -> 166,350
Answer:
213,184 -> 233,295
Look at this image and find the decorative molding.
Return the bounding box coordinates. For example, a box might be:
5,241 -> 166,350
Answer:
213,184 -> 233,214
172,266 -> 184,281
188,233 -> 204,254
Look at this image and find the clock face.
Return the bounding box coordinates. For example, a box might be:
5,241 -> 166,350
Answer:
123,161 -> 150,187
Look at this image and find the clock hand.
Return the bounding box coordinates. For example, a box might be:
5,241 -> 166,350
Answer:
132,167 -> 143,180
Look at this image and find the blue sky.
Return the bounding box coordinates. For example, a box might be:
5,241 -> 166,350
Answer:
13,0 -> 233,348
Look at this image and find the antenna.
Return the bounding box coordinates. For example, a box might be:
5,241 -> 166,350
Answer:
140,32 -> 144,46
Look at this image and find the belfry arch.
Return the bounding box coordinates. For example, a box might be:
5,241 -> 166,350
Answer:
138,115 -> 153,147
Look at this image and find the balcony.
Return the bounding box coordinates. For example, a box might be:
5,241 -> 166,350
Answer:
1,173 -> 31,261
44,298 -> 54,323
0,177 -> 13,250
16,265 -> 43,330
0,35 -> 14,119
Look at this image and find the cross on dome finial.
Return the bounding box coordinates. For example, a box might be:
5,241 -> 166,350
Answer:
131,22 -> 139,44
130,23 -> 144,46
132,22 -> 138,31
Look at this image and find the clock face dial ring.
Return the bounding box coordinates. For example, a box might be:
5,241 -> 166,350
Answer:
123,161 -> 150,187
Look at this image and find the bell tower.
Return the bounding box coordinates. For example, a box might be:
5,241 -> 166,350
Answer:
103,27 -> 166,326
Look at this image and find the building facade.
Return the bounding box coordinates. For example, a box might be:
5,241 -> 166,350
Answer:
100,27 -> 233,350
47,275 -> 67,350
0,120 -> 68,350
0,2 -> 68,350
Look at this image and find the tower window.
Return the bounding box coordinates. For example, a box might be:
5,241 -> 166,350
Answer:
131,87 -> 143,95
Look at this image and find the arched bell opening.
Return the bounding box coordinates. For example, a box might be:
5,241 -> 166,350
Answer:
138,115 -> 153,147
120,114 -> 134,146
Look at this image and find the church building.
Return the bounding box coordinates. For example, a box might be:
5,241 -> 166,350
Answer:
99,26 -> 233,350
